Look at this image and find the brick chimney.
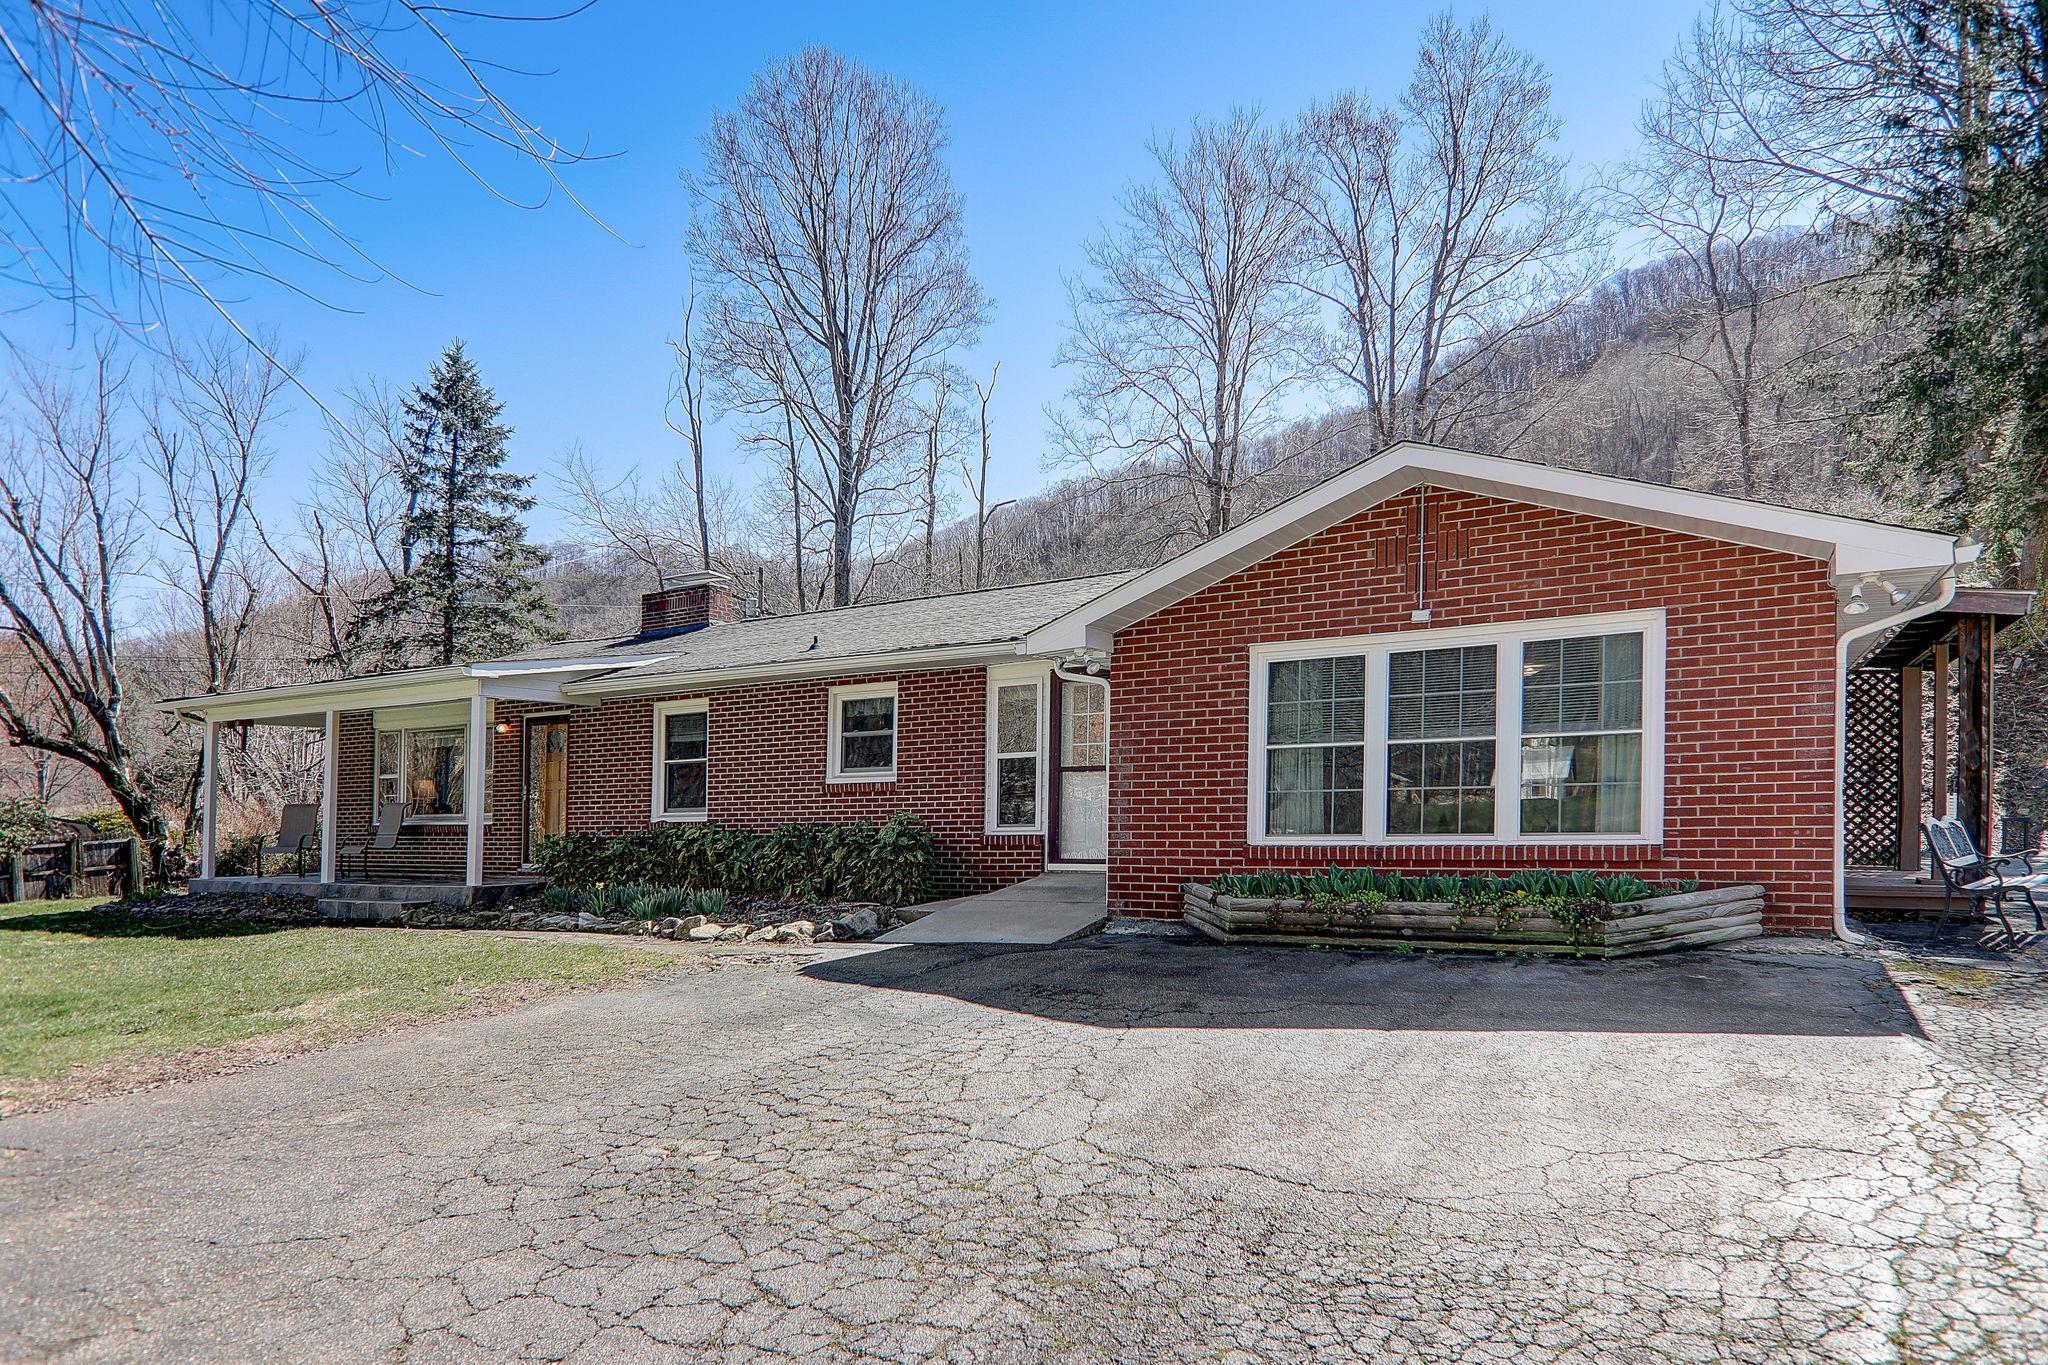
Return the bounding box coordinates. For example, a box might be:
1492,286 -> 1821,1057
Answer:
638,570 -> 736,635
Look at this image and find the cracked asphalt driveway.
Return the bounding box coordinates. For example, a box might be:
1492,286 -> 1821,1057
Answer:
2,936 -> 2044,1363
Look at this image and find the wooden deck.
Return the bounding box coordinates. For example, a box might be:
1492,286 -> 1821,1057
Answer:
1845,867 -> 1948,918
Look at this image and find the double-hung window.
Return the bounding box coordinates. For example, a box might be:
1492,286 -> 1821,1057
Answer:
1518,633 -> 1644,835
1263,655 -> 1366,836
1385,645 -> 1497,835
1250,610 -> 1663,845
652,701 -> 709,821
828,682 -> 898,782
985,665 -> 1047,833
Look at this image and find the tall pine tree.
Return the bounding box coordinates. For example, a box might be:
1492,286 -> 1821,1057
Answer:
348,341 -> 560,668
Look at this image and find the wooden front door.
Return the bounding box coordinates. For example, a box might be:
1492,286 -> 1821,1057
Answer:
523,717 -> 569,864
1055,678 -> 1108,863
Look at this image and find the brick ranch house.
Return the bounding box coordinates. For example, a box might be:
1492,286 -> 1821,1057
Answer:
164,444 -> 1976,938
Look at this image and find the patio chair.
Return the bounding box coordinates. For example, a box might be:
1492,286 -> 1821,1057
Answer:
338,800 -> 406,882
257,802 -> 319,877
1923,817 -> 2048,936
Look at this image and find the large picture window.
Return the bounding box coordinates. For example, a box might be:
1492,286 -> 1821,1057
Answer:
1519,633 -> 1644,835
828,682 -> 898,782
1247,610 -> 1663,845
374,721 -> 469,819
653,701 -> 709,820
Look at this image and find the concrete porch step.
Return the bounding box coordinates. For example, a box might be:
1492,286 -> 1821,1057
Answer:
316,898 -> 412,925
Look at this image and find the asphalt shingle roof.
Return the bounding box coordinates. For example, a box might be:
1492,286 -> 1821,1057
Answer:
491,572 -> 1132,684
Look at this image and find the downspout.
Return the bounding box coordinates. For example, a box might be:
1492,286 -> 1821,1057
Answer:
1830,560 -> 1962,943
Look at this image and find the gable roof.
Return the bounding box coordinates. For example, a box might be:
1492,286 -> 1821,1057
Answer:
1023,442 -> 1973,654
158,574 -> 1135,722
535,572 -> 1132,696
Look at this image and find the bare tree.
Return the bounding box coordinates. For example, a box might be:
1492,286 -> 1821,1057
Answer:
0,2 -> 604,348
142,338 -> 289,696
1297,13 -> 1605,449
0,347 -> 169,862
140,337 -> 292,832
1056,109 -> 1315,545
963,364 -> 1012,588
910,366 -> 966,591
668,288 -> 716,572
251,382 -> 415,673
1609,16 -> 1849,496
691,46 -> 988,606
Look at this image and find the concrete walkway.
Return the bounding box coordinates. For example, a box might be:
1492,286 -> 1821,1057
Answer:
877,870 -> 1106,944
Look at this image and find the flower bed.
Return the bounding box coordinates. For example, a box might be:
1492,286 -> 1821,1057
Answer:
1182,868 -> 1763,957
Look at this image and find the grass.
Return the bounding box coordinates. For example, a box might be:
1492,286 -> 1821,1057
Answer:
0,894 -> 671,1099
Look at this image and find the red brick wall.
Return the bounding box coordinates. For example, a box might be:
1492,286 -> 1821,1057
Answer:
334,710 -> 526,882
338,665 -> 1044,897
1108,488 -> 1840,933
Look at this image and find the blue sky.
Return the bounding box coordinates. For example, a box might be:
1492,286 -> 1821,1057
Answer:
26,0 -> 1705,538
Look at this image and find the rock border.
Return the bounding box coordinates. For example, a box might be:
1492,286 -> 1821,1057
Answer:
91,893 -> 896,943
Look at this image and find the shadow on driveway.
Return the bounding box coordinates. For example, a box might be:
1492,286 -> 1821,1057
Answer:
804,937 -> 1926,1039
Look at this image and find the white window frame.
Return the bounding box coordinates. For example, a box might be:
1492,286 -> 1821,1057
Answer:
1246,608 -> 1666,848
650,699 -> 710,822
826,681 -> 899,783
984,662 -> 1049,834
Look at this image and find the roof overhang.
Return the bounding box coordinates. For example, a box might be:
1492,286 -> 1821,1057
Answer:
156,655 -> 676,726
1023,442 -> 1975,655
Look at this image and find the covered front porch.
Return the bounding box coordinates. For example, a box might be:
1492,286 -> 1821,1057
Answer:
1844,586 -> 2037,918
162,656 -> 657,895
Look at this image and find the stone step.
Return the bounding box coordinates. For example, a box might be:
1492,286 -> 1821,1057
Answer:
316,898 -> 410,925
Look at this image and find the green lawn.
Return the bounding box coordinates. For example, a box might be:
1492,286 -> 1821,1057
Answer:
0,895 -> 670,1100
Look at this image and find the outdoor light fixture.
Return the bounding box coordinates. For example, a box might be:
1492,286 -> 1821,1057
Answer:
1843,582 -> 1870,615
1885,580 -> 1910,605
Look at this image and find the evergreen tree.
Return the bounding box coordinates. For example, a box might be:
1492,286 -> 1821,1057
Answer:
348,341 -> 560,667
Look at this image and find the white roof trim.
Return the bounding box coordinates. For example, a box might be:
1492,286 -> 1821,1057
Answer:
560,641 -> 1022,698
1023,442 -> 1969,654
157,655 -> 669,724
465,656 -> 672,678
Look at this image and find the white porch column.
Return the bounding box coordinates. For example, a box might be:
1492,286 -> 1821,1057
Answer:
198,718 -> 220,879
464,693 -> 488,888
319,708 -> 339,884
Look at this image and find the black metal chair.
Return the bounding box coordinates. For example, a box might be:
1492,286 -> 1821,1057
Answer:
1923,817 -> 2047,935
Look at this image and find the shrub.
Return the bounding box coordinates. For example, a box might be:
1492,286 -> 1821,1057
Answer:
1210,864 -> 1694,907
688,889 -> 727,919
627,887 -> 692,920
0,797 -> 57,858
214,833 -> 264,877
71,807 -> 134,835
533,813 -> 934,906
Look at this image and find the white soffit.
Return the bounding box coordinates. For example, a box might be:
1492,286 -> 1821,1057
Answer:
1023,442 -> 1965,653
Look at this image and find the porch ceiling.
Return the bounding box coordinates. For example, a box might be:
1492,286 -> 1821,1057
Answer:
1858,587 -> 2036,671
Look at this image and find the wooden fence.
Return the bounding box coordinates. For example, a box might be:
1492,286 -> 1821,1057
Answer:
2,836 -> 144,903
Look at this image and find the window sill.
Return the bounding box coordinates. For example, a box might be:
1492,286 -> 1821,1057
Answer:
402,817 -> 492,829
826,772 -> 896,785
652,811 -> 709,824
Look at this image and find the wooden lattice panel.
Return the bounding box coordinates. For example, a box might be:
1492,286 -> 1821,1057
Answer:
1844,670 -> 1902,867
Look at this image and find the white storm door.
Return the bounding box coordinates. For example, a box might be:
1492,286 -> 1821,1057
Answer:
1057,678 -> 1108,863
